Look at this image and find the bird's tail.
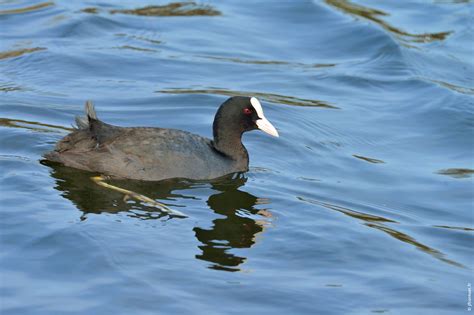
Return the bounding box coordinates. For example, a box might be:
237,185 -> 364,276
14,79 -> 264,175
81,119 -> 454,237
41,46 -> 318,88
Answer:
74,100 -> 98,130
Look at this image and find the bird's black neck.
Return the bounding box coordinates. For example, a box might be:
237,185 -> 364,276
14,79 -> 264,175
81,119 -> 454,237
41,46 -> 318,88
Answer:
212,118 -> 249,164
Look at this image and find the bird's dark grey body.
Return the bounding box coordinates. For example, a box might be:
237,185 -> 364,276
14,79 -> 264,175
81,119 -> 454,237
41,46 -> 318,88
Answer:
46,124 -> 247,180
44,97 -> 278,181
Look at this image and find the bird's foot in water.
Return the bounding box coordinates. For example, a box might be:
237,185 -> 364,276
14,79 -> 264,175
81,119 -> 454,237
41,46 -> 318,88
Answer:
90,175 -> 187,217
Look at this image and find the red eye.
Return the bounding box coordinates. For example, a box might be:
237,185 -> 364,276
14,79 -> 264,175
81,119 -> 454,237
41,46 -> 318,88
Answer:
243,108 -> 252,115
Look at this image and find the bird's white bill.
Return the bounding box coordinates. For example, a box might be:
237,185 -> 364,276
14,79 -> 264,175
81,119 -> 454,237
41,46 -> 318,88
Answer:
256,117 -> 279,137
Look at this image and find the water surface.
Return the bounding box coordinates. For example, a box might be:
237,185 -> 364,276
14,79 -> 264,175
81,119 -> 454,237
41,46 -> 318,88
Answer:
1,1 -> 473,314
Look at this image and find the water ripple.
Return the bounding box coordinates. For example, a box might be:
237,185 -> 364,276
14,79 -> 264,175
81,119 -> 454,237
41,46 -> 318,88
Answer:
0,117 -> 72,133
325,0 -> 453,43
0,47 -> 46,60
158,88 -> 338,109
436,168 -> 474,178
109,2 -> 221,17
352,154 -> 385,164
426,79 -> 474,95
298,196 -> 465,268
196,55 -> 336,69
0,1 -> 53,16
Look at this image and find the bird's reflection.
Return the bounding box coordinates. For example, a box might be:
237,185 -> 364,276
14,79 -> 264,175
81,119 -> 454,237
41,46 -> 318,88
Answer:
42,160 -> 271,271
194,178 -> 271,272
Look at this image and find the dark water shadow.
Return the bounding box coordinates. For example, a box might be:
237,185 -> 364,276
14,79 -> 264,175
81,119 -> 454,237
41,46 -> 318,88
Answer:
436,168 -> 474,179
352,154 -> 385,164
194,178 -> 271,272
41,160 -> 179,219
41,161 -> 271,271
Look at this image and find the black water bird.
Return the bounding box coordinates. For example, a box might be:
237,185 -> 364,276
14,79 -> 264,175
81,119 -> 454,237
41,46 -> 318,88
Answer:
44,96 -> 279,181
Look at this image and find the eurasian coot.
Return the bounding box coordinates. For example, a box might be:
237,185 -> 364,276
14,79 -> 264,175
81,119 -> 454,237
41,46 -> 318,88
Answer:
44,96 -> 279,181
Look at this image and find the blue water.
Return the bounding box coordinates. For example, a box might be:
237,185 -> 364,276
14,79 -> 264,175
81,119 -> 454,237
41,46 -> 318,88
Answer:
1,1 -> 473,314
